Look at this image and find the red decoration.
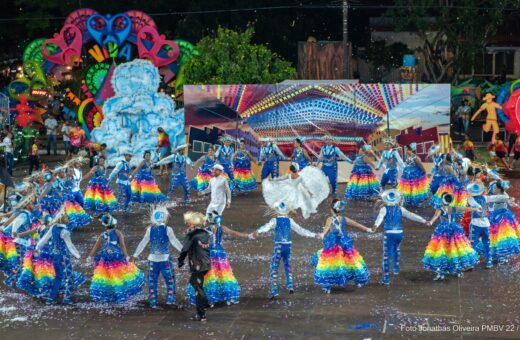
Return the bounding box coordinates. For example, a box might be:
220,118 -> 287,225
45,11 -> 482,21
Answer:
10,95 -> 36,128
42,24 -> 83,66
502,88 -> 520,133
137,26 -> 180,67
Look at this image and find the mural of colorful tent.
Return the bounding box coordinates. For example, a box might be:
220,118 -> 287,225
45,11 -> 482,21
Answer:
184,83 -> 429,155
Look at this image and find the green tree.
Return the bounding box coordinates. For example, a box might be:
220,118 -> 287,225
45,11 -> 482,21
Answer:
365,40 -> 411,82
389,0 -> 520,83
183,26 -> 296,84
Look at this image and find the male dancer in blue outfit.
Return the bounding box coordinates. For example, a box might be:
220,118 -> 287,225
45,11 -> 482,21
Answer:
316,135 -> 352,198
466,182 -> 512,268
373,189 -> 429,285
132,205 -> 182,308
251,201 -> 319,299
215,136 -> 236,190
156,144 -> 194,202
258,137 -> 288,180
108,150 -> 133,210
375,138 -> 405,189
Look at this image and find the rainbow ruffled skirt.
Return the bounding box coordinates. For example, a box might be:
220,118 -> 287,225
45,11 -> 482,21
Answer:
90,247 -> 145,303
64,200 -> 93,230
191,170 -> 233,193
40,193 -> 63,216
488,208 -> 520,261
233,165 -> 257,193
17,248 -> 54,297
398,164 -> 429,206
344,164 -> 380,200
130,169 -> 166,204
429,176 -> 469,210
84,177 -> 119,212
0,233 -> 18,275
423,221 -> 478,274
187,245 -> 240,305
313,233 -> 369,287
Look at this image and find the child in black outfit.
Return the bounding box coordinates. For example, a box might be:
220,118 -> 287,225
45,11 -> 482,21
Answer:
178,211 -> 211,322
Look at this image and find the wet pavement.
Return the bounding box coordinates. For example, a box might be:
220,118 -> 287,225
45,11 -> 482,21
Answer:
1,176 -> 520,339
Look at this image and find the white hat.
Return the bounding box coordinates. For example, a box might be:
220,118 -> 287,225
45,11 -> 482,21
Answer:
428,145 -> 440,156
498,180 -> 511,191
466,182 -> 485,196
323,135 -> 334,141
121,147 -> 133,156
219,135 -> 234,143
259,136 -> 272,142
381,189 -> 402,205
14,182 -> 30,193
384,137 -> 396,145
151,205 -> 169,224
100,214 -> 117,227
408,143 -> 417,151
213,164 -> 224,171
13,192 -> 35,210
174,143 -> 189,152
363,144 -> 372,151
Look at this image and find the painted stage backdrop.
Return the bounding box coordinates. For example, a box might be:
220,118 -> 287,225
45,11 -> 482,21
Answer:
184,83 -> 451,162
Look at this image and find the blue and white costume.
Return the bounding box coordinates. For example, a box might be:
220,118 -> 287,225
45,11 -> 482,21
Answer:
259,142 -> 287,180
375,148 -> 405,189
293,147 -> 310,170
108,159 -> 132,210
466,186 -> 510,268
317,144 -> 352,197
133,208 -> 182,308
216,145 -> 235,185
36,223 -> 83,303
255,208 -> 316,297
158,152 -> 194,202
374,190 -> 426,285
429,154 -> 447,194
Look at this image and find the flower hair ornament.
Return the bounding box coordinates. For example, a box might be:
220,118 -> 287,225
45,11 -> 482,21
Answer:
333,200 -> 346,213
100,214 -> 117,227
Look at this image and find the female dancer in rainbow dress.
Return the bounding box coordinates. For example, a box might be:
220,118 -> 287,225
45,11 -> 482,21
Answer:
187,211 -> 248,306
191,147 -> 236,193
486,180 -> 520,264
130,150 -> 166,204
423,193 -> 479,281
344,145 -> 380,200
16,214 -> 83,298
429,154 -> 469,211
62,168 -> 92,230
398,143 -> 429,206
35,208 -> 85,304
232,139 -> 257,193
313,199 -> 372,293
86,214 -> 144,303
84,156 -> 119,214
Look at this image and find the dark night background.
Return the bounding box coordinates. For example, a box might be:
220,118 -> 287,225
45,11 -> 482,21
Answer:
0,0 -> 391,66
